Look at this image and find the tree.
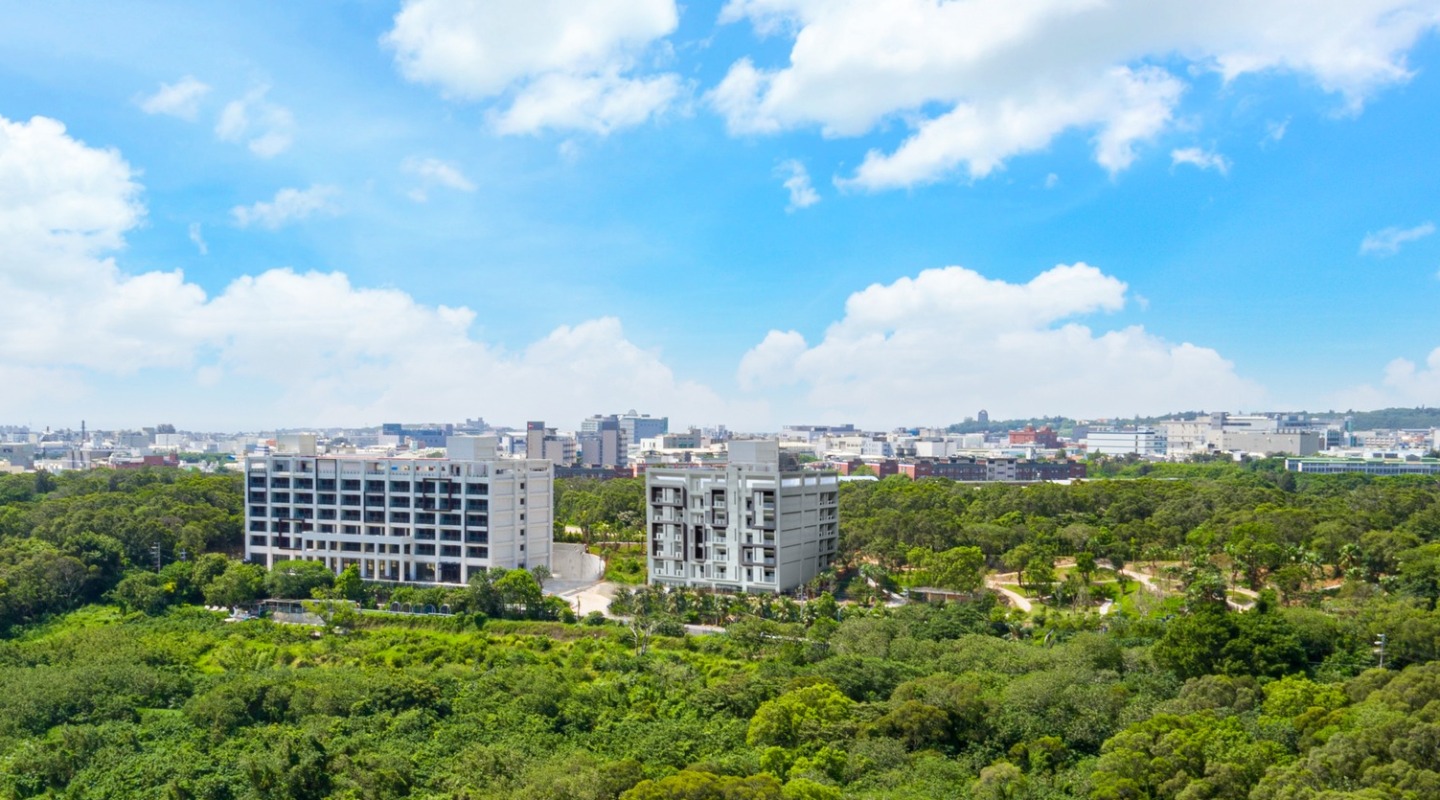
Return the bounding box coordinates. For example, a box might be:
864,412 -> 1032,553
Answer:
332,564 -> 365,602
304,599 -> 363,633
910,546 -> 986,593
1091,713 -> 1285,800
264,560 -> 334,599
622,771 -> 782,800
1023,556 -> 1056,598
204,561 -> 264,607
494,568 -> 543,618
747,684 -> 857,749
110,570 -> 172,615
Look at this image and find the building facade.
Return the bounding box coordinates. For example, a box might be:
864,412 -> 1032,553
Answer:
243,439 -> 552,585
1008,425 -> 1060,448
1217,430 -> 1320,456
646,440 -> 839,593
1285,457 -> 1440,476
1085,427 -> 1166,456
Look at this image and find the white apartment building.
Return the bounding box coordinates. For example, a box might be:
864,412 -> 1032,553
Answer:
646,440 -> 839,594
243,436 -> 551,586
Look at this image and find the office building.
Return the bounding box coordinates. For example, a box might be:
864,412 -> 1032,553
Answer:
243,435 -> 551,585
579,411 -> 667,467
619,412 -> 668,445
646,440 -> 839,593
579,416 -> 623,467
521,421 -> 578,465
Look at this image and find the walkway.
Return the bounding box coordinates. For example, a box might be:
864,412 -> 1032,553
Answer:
985,573 -> 1033,612
547,542 -> 614,617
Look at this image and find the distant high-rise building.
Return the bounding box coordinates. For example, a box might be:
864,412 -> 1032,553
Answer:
618,412 -> 668,444
580,411 -> 664,467
977,410 -> 989,425
523,421 -> 577,465
579,416 -> 622,467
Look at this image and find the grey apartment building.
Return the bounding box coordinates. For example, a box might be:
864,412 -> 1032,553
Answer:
646,440 -> 839,593
243,436 -> 551,585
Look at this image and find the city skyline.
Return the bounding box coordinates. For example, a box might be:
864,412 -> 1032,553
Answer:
3,2 -> 1439,431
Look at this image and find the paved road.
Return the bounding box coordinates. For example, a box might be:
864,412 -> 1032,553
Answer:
552,579 -> 619,617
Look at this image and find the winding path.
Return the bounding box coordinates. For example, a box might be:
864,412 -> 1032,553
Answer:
985,573 -> 1034,612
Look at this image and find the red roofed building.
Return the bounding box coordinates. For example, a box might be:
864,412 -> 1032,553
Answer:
1008,425 -> 1060,448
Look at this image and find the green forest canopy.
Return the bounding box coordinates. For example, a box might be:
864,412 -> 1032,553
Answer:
2,464 -> 1440,797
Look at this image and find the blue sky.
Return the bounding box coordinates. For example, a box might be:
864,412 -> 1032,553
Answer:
1,1 -> 1438,432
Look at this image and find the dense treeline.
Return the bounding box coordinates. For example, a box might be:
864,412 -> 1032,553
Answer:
8,465 -> 1440,797
4,593 -> 1440,798
0,469 -> 241,632
843,465 -> 1439,584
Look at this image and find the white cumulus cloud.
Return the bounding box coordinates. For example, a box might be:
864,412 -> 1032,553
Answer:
1331,347 -> 1440,411
0,111 -> 753,429
384,0 -> 683,135
713,0 -> 1440,188
1360,221 -> 1435,256
1171,147 -> 1231,174
138,76 -> 211,121
776,159 -> 819,211
231,185 -> 342,230
215,86 -> 294,157
737,263 -> 1265,425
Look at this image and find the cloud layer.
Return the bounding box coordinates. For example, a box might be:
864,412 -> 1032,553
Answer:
0,113 -> 740,428
712,0 -> 1440,187
8,110 -> 1435,430
738,264 -> 1267,423
384,0 -> 683,135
